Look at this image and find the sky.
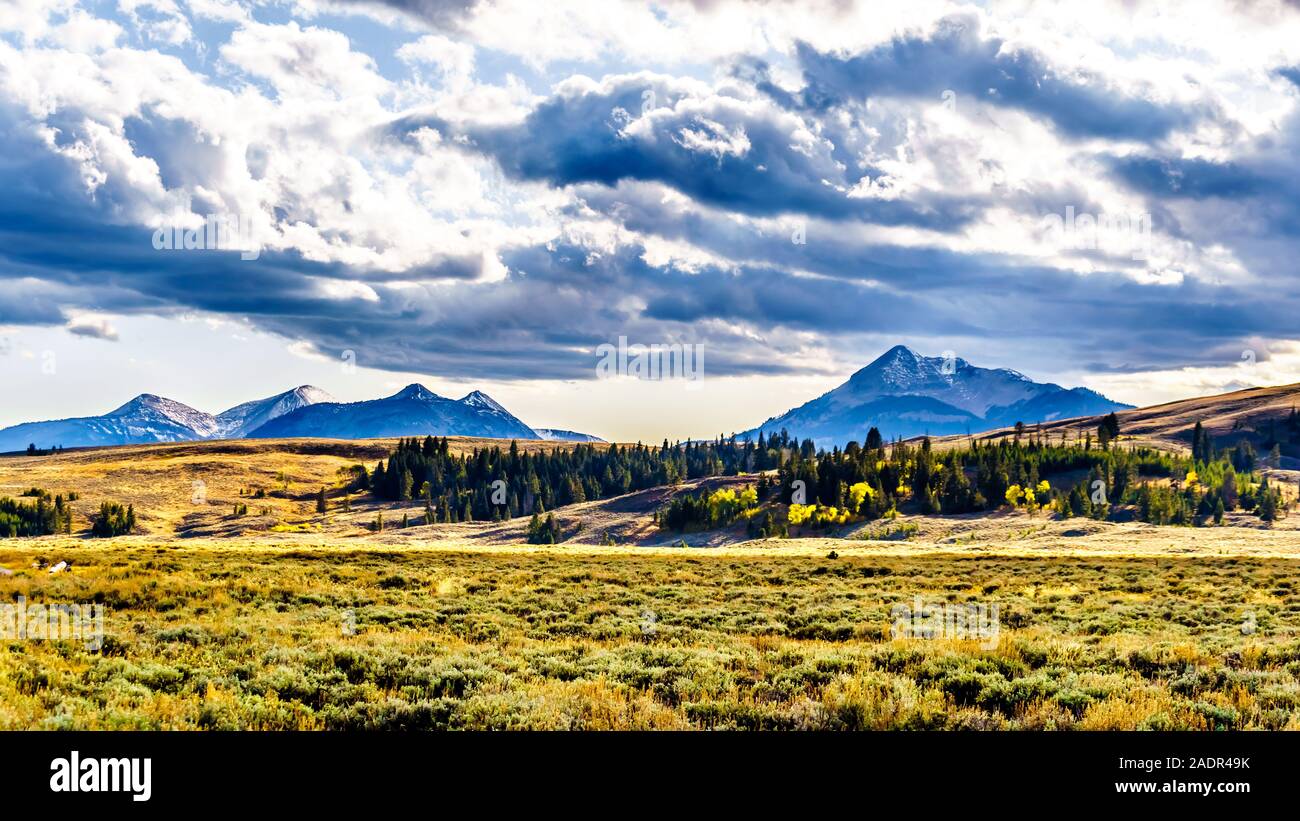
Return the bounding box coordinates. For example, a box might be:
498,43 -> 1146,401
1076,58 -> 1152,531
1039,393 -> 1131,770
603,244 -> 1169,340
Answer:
4,0 -> 1300,441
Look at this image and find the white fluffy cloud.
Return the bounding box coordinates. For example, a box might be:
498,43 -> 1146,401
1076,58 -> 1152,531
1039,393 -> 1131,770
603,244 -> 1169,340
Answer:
2,0 -> 1300,410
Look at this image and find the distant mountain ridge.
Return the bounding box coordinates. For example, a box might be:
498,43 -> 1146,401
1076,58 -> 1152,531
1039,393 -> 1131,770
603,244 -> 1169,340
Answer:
248,385 -> 541,441
743,345 -> 1133,447
0,387 -> 334,453
0,394 -> 223,453
0,384 -> 600,452
536,428 -> 607,443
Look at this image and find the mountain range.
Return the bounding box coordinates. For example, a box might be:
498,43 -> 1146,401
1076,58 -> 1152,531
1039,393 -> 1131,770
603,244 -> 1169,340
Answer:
2,345 -> 1130,453
742,345 -> 1133,448
247,385 -> 542,441
0,385 -> 604,452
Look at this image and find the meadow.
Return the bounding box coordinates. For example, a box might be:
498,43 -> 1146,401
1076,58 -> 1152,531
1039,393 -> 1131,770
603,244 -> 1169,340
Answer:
2,543 -> 1297,730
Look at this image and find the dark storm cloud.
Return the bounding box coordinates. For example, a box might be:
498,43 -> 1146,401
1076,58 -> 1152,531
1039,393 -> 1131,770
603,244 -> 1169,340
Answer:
0,283 -> 68,327
0,108 -> 853,380
569,180 -> 1129,292
387,76 -> 981,229
790,14 -> 1214,141
66,321 -> 119,341
561,179 -> 1300,375
1106,155 -> 1270,199
1101,99 -> 1300,247
5,158 -> 1292,383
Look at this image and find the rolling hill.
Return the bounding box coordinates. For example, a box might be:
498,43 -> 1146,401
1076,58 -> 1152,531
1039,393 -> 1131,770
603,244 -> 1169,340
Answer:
954,381 -> 1300,459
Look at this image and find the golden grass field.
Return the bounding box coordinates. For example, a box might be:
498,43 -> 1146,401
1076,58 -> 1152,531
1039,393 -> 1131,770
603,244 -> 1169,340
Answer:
2,437 -> 1299,730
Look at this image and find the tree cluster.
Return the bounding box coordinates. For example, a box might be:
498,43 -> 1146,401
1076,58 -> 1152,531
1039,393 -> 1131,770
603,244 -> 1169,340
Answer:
90,501 -> 135,537
0,489 -> 74,536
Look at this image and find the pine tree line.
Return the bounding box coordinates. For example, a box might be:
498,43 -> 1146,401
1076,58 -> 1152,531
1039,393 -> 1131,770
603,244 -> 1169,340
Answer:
369,432 -> 803,522
371,421 -> 1288,532
766,424 -> 1282,527
0,490 -> 75,536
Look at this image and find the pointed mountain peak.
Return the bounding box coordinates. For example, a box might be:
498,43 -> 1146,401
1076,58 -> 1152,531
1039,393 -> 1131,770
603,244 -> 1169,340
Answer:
744,345 -> 1132,447
391,383 -> 441,401
249,382 -> 539,440
102,393 -> 219,438
848,344 -> 931,386
879,344 -> 920,361
856,345 -> 922,373
290,385 -> 335,403
459,390 -> 508,413
109,393 -> 181,414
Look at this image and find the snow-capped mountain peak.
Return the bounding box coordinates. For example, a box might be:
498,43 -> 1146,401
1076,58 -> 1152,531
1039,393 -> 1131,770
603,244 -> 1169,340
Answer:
840,345 -> 1042,416
536,428 -> 606,443
743,344 -> 1134,448
390,384 -> 441,402
215,385 -> 336,438
0,384 -> 596,451
0,392 -> 226,452
289,385 -> 334,404
248,383 -> 540,440
459,390 -> 509,414
107,394 -> 221,439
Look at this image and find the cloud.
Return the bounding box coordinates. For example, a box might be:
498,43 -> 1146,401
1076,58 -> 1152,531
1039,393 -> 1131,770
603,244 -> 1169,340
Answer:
66,316 -> 119,340
332,0 -> 481,30
791,14 -> 1215,141
219,20 -> 391,102
397,32 -> 474,81
1106,155 -> 1269,200
2,0 -> 1300,403
390,73 -> 980,229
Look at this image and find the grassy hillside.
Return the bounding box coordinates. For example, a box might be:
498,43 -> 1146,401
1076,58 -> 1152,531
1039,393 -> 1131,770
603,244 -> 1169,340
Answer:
0,436 -> 606,538
937,382 -> 1300,456
2,432 -> 1299,551
1,544 -> 1296,730
3,395 -> 1300,731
